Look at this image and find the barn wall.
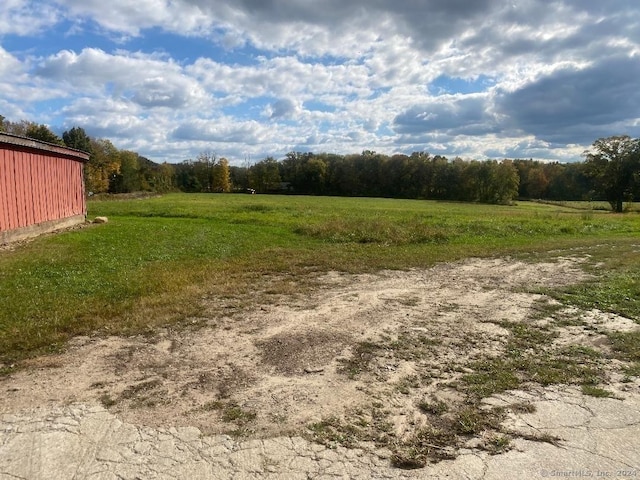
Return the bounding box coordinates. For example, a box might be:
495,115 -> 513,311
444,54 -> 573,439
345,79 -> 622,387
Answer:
0,139 -> 88,243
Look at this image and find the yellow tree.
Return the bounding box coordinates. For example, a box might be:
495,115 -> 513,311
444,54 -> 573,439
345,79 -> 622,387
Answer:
85,138 -> 120,194
212,157 -> 232,192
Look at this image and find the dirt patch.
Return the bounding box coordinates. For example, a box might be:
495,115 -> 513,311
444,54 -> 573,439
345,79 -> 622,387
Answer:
257,330 -> 351,376
2,256 -> 639,466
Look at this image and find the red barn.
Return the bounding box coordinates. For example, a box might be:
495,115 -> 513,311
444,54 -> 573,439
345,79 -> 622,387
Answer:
0,133 -> 90,244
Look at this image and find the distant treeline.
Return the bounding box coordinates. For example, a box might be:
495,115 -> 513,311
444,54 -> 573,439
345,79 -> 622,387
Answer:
177,151 -> 592,205
2,116 -> 638,208
162,139 -> 640,211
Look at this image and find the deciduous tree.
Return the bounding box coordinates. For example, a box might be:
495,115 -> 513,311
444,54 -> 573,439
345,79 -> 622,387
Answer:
584,136 -> 640,212
249,157 -> 281,192
212,157 -> 232,192
110,150 -> 141,193
86,138 -> 120,194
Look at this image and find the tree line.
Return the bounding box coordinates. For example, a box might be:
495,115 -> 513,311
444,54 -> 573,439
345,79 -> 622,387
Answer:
228,152 -> 523,205
230,139 -> 638,212
1,115 -> 638,211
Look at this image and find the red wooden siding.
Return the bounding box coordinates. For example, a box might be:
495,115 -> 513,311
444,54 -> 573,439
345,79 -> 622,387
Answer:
0,135 -> 88,233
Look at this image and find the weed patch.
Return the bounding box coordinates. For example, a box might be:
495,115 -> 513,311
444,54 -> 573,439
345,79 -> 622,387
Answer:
417,399 -> 449,415
623,362 -> 640,379
390,425 -> 458,468
485,434 -> 512,454
202,401 -> 225,411
337,341 -> 381,378
517,431 -> 563,446
99,394 -> 117,408
581,385 -> 615,398
551,243 -> 640,321
453,406 -> 504,435
120,379 -> 163,400
221,405 -> 257,424
508,402 -> 536,414
463,317 -> 606,400
296,218 -> 450,245
308,417 -> 363,449
607,331 -> 640,362
313,402 -> 512,468
388,332 -> 441,359
463,359 -> 521,398
497,321 -> 556,350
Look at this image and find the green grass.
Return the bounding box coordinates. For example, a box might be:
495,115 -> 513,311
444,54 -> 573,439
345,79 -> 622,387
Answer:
552,243 -> 640,321
581,385 -> 615,398
417,399 -> 449,415
463,359 -> 521,398
532,200 -> 640,213
1,193 -> 640,364
221,405 -> 257,423
463,324 -> 604,399
607,331 -> 640,362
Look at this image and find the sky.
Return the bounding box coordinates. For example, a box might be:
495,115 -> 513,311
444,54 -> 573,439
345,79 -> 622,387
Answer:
0,1 -> 639,165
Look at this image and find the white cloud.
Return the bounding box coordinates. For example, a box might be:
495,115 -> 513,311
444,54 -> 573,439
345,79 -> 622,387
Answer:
1,0 -> 639,163
0,46 -> 22,77
265,98 -> 299,119
57,0 -> 214,37
172,118 -> 270,145
0,0 -> 60,36
34,48 -> 210,110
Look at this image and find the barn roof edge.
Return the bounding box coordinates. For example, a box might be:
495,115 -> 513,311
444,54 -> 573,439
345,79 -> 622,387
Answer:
0,132 -> 90,162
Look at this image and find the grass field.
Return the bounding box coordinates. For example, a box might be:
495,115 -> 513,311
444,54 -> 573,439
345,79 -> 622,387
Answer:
1,193 -> 639,365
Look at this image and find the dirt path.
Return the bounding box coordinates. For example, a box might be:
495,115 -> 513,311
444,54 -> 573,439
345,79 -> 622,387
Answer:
2,257 -> 639,477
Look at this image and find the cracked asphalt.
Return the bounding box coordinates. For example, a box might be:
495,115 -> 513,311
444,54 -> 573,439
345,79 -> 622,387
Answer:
2,386 -> 639,479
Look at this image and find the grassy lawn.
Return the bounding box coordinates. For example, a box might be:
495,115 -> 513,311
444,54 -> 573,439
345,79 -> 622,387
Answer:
1,193 -> 639,365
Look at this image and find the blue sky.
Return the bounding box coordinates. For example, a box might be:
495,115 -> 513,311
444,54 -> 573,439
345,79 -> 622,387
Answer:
1,1 -> 639,164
